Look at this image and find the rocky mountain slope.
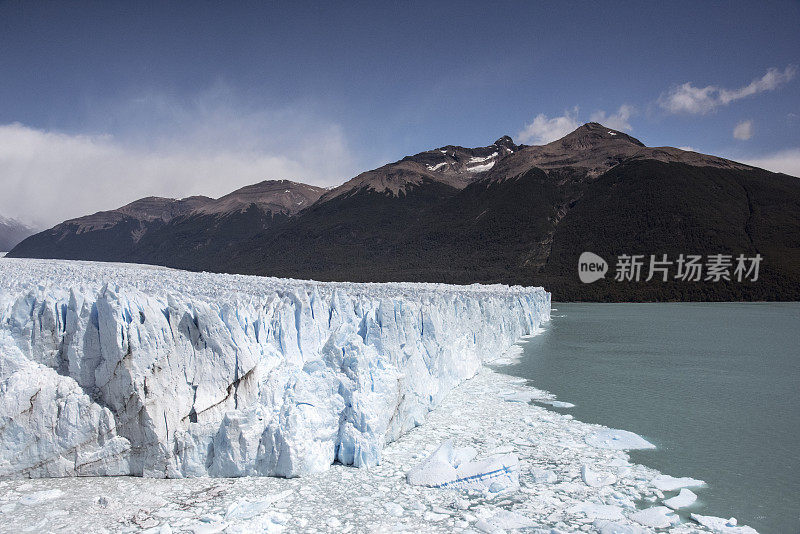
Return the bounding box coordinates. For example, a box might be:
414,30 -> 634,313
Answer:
9,123 -> 800,301
9,180 -> 324,262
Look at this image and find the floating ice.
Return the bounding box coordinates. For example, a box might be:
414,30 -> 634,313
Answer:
18,489 -> 63,506
500,385 -> 575,410
691,514 -> 759,533
531,468 -> 557,484
491,345 -> 525,365
629,506 -> 679,528
0,258 -> 549,478
593,520 -> 646,534
585,429 -> 656,450
581,464 -> 617,487
224,490 -> 292,520
406,439 -> 519,491
568,502 -> 624,520
476,509 -> 536,531
540,400 -> 575,408
501,390 -> 537,403
189,521 -> 228,534
0,364 -> 756,533
652,475 -> 706,492
383,502 -> 404,517
663,488 -> 697,510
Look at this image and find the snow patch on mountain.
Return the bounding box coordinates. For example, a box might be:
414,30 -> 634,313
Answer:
0,258 -> 549,479
467,161 -> 496,172
426,162 -> 448,172
468,152 -> 498,164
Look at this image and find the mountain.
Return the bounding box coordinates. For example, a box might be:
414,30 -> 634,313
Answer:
8,180 -> 324,264
9,124 -> 800,301
320,135 -> 520,201
486,122 -> 748,181
0,216 -> 36,252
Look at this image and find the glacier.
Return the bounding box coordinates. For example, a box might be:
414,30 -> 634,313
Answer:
0,258 -> 549,479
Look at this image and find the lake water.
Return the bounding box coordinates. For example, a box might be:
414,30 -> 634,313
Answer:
501,303 -> 800,534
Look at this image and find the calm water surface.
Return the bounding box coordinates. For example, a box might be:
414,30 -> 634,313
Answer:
502,303 -> 800,534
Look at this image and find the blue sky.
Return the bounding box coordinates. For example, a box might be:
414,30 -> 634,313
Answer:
1,1 -> 798,226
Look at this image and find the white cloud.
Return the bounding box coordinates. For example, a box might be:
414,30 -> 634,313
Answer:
589,104 -> 635,131
0,93 -> 359,228
740,148 -> 800,177
733,120 -> 754,140
677,146 -> 696,152
517,108 -> 580,144
659,66 -> 797,114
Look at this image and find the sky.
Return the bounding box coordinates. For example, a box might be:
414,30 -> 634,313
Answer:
1,1 -> 798,227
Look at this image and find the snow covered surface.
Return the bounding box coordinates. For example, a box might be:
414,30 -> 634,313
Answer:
0,258 -> 549,479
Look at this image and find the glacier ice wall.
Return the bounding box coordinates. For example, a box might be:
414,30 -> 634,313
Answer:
0,259 -> 549,478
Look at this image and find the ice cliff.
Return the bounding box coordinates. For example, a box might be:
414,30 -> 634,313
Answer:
0,259 -> 549,478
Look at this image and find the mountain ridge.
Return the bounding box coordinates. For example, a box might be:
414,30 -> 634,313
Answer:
8,123 -> 799,301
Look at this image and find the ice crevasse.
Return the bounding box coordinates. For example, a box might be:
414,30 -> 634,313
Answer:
0,259 -> 550,479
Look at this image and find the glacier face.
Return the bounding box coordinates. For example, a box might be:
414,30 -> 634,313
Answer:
0,259 -> 550,478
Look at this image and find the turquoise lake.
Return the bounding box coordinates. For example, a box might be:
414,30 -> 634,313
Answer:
502,303 -> 800,534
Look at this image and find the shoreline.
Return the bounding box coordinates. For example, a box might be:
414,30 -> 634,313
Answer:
0,346 -> 757,533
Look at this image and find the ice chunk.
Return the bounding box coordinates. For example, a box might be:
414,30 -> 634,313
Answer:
581,464 -> 617,487
531,468 -> 557,484
568,502 -> 624,520
383,502 -> 404,517
189,522 -> 227,534
629,506 -> 679,528
585,429 -> 655,450
663,488 -> 698,509
18,489 -> 63,505
141,525 -> 172,534
502,390 -> 537,403
224,489 -> 292,520
492,345 -> 525,366
478,510 -> 537,530
652,474 -> 705,491
406,439 -> 519,491
539,400 -> 575,408
593,520 -> 646,534
690,514 -> 759,533
473,518 -> 497,533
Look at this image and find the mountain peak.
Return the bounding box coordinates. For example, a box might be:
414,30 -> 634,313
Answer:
493,135 -> 516,150
555,123 -> 645,149
194,179 -> 325,216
